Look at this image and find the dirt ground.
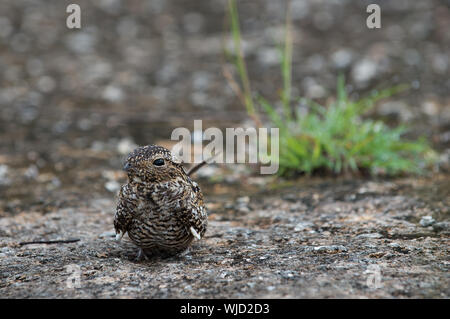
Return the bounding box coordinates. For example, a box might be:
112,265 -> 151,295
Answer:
0,174 -> 449,298
0,0 -> 449,298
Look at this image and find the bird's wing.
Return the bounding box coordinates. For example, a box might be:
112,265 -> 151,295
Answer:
114,184 -> 137,239
184,180 -> 208,239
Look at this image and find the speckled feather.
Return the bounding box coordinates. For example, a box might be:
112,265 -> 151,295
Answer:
114,145 -> 207,257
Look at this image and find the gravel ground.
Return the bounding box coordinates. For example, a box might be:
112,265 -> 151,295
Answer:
1,175 -> 448,298
0,0 -> 449,299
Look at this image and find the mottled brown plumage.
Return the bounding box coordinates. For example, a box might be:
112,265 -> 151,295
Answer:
114,145 -> 207,259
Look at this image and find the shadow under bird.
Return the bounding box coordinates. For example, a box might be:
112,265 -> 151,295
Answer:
114,145 -> 208,260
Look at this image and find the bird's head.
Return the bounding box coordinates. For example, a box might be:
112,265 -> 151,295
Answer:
123,145 -> 185,185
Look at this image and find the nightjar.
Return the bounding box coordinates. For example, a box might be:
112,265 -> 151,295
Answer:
114,145 -> 207,259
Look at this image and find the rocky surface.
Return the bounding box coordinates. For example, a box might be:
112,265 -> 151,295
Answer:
0,0 -> 449,299
1,175 -> 448,298
0,0 -> 449,156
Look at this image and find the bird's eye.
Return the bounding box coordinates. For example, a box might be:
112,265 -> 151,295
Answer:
153,158 -> 165,166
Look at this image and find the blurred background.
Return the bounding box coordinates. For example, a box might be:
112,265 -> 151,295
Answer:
0,0 -> 449,215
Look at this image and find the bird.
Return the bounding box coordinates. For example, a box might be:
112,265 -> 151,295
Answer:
114,144 -> 207,260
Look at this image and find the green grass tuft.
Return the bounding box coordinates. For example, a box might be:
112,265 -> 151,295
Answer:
226,0 -> 437,177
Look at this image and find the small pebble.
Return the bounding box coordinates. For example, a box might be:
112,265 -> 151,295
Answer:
433,222 -> 450,232
419,216 -> 435,227
0,165 -> 10,185
294,222 -> 314,232
313,245 -> 348,253
117,138 -> 137,155
104,180 -> 120,193
356,233 -> 383,239
99,231 -> 116,238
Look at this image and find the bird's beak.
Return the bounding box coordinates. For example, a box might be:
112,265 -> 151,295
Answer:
123,162 -> 132,172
